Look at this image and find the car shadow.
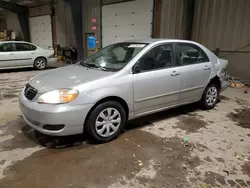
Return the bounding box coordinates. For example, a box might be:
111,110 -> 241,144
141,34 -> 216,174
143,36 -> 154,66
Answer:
0,66 -> 59,74
21,124 -> 94,149
22,102 -> 201,149
126,102 -> 200,130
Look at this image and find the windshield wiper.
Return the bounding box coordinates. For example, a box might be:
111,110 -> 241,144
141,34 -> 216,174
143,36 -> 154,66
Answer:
83,63 -> 109,71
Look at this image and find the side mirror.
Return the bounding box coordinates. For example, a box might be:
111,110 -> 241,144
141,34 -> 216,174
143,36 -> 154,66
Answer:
133,64 -> 141,74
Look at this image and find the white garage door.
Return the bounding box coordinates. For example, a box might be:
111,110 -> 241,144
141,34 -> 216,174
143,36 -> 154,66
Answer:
29,15 -> 53,49
102,0 -> 153,47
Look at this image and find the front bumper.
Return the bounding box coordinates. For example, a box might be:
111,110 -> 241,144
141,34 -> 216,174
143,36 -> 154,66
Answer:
19,90 -> 93,136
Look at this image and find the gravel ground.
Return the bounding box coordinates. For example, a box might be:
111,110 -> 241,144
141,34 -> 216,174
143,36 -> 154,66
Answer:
0,67 -> 249,188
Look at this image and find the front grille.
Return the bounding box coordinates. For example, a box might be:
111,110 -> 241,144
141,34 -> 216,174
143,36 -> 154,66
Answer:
24,84 -> 38,100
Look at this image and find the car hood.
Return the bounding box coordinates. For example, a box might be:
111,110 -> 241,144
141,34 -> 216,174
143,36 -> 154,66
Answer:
29,64 -> 113,93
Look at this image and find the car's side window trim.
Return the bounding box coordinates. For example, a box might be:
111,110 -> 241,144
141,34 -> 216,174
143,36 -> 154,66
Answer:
14,43 -> 36,52
12,43 -> 17,51
132,43 -> 178,74
174,42 -> 210,67
31,45 -> 37,51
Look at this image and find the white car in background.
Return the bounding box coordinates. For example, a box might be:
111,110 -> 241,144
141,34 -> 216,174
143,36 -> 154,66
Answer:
0,41 -> 57,70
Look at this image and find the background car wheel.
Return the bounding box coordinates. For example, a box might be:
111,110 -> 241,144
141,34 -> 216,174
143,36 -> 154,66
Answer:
34,57 -> 47,70
201,83 -> 219,110
85,101 -> 126,143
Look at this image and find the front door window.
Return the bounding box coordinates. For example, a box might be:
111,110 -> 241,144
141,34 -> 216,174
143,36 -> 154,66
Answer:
136,44 -> 175,72
0,43 -> 14,52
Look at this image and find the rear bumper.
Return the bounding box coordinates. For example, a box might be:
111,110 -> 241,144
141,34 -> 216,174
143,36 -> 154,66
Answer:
47,57 -> 58,65
220,75 -> 231,92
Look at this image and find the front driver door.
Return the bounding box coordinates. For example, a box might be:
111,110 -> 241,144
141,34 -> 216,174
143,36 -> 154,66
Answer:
133,43 -> 181,116
0,43 -> 16,68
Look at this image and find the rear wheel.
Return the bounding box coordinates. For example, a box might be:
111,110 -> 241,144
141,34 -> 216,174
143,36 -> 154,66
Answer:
34,57 -> 47,70
85,101 -> 126,143
201,83 -> 219,110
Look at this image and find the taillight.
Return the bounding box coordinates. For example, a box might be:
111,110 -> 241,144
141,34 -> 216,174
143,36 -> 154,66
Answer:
219,68 -> 227,77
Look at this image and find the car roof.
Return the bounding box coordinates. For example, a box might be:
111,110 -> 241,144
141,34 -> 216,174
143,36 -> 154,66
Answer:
124,38 -> 198,45
0,41 -> 31,44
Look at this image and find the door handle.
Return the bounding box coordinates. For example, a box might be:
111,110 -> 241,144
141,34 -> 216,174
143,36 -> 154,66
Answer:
204,66 -> 211,71
9,53 -> 14,55
171,71 -> 180,77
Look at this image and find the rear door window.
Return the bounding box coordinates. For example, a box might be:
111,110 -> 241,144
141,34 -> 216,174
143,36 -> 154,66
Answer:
15,43 -> 37,51
176,43 -> 209,66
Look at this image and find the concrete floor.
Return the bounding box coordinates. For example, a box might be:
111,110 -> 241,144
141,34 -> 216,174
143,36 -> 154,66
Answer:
0,67 -> 250,188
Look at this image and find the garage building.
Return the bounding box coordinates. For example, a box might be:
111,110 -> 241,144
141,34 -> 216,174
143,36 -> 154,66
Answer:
0,0 -> 249,80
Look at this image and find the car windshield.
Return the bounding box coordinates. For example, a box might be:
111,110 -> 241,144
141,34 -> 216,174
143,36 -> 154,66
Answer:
80,42 -> 148,71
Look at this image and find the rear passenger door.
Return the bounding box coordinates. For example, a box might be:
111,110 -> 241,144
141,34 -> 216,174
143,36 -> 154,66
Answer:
12,43 -> 36,66
175,43 -> 212,104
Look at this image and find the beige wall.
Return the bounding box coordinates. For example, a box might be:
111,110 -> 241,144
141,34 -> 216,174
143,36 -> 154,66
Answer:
160,0 -> 186,39
1,10 -> 23,38
158,0 -> 250,80
192,0 -> 250,80
29,4 -> 51,17
55,0 -> 75,47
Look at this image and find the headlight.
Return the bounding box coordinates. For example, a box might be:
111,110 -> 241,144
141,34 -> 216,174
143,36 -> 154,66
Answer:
37,89 -> 79,104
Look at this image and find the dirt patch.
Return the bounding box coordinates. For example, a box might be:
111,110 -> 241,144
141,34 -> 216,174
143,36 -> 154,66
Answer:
0,92 -> 19,101
215,157 -> 224,163
220,95 -> 230,101
235,98 -> 249,106
204,157 -> 212,162
203,171 -> 226,187
0,129 -> 200,188
227,180 -> 237,187
227,108 -> 250,129
3,93 -> 18,99
0,118 -> 38,151
235,179 -> 248,187
158,127 -> 165,131
175,114 -> 208,133
241,163 -> 250,178
196,143 -> 209,152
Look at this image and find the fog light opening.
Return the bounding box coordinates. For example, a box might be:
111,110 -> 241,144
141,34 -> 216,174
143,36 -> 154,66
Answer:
43,124 -> 65,131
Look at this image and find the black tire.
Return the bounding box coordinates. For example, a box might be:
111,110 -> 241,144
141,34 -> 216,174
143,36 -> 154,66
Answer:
201,83 -> 219,110
85,101 -> 126,143
34,57 -> 47,70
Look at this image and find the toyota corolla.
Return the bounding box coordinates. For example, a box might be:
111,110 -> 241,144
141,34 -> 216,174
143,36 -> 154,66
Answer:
19,39 -> 230,143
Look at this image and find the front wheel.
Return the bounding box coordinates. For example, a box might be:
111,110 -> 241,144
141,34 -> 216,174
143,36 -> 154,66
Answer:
201,84 -> 219,110
85,101 -> 126,143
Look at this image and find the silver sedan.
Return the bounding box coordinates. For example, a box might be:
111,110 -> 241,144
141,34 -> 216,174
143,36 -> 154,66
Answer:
19,39 -> 230,142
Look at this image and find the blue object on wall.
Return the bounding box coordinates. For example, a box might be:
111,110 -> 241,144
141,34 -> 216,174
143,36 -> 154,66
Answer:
88,36 -> 96,49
